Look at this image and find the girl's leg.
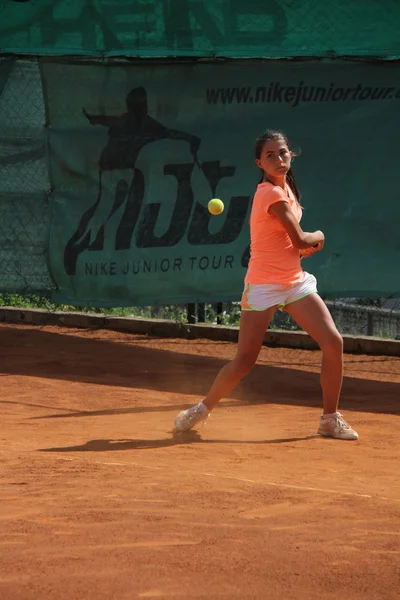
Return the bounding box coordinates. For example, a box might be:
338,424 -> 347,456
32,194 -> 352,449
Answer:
285,293 -> 342,414
175,306 -> 276,431
203,307 -> 277,411
285,293 -> 358,440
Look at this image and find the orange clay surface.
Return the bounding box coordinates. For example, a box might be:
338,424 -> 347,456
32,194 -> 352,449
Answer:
1,323 -> 399,600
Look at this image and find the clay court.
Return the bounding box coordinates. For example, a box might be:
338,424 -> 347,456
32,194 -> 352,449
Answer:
1,323 -> 399,599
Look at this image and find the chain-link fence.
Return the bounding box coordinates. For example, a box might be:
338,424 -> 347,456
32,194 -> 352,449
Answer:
0,58 -> 53,295
1,295 -> 399,339
130,299 -> 400,339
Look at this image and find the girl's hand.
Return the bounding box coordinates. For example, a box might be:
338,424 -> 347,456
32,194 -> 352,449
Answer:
300,241 -> 324,259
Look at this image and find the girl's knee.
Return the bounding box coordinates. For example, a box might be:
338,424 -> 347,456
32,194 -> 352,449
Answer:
321,330 -> 343,357
233,353 -> 257,377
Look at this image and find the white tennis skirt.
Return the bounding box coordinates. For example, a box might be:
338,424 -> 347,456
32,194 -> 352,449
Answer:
241,272 -> 317,312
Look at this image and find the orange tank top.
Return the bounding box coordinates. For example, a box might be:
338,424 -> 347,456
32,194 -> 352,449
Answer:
245,181 -> 304,285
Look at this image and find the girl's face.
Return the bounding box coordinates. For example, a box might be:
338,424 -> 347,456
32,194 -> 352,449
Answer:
256,138 -> 292,181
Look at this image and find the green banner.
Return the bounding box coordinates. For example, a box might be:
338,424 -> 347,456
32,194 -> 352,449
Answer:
42,59 -> 400,306
1,0 -> 399,59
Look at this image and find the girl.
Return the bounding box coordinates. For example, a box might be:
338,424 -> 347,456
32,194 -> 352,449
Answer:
175,130 -> 358,441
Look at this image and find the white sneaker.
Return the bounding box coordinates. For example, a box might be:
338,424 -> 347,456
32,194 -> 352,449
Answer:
318,412 -> 359,440
174,402 -> 209,432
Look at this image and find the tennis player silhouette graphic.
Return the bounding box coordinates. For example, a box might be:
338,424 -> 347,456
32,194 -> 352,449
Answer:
64,86 -> 201,275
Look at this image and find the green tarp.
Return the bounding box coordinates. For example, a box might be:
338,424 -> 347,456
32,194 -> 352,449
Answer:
1,0 -> 399,59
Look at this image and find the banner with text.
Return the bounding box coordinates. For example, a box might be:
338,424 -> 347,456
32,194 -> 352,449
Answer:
42,60 -> 400,306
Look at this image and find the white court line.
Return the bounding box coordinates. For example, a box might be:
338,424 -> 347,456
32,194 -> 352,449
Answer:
53,456 -> 400,503
119,463 -> 374,499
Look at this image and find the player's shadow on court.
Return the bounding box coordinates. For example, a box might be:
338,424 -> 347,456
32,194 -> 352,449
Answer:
39,432 -> 319,453
1,326 -> 399,416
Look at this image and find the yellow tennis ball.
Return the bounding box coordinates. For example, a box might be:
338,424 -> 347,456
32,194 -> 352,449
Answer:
208,198 -> 224,215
